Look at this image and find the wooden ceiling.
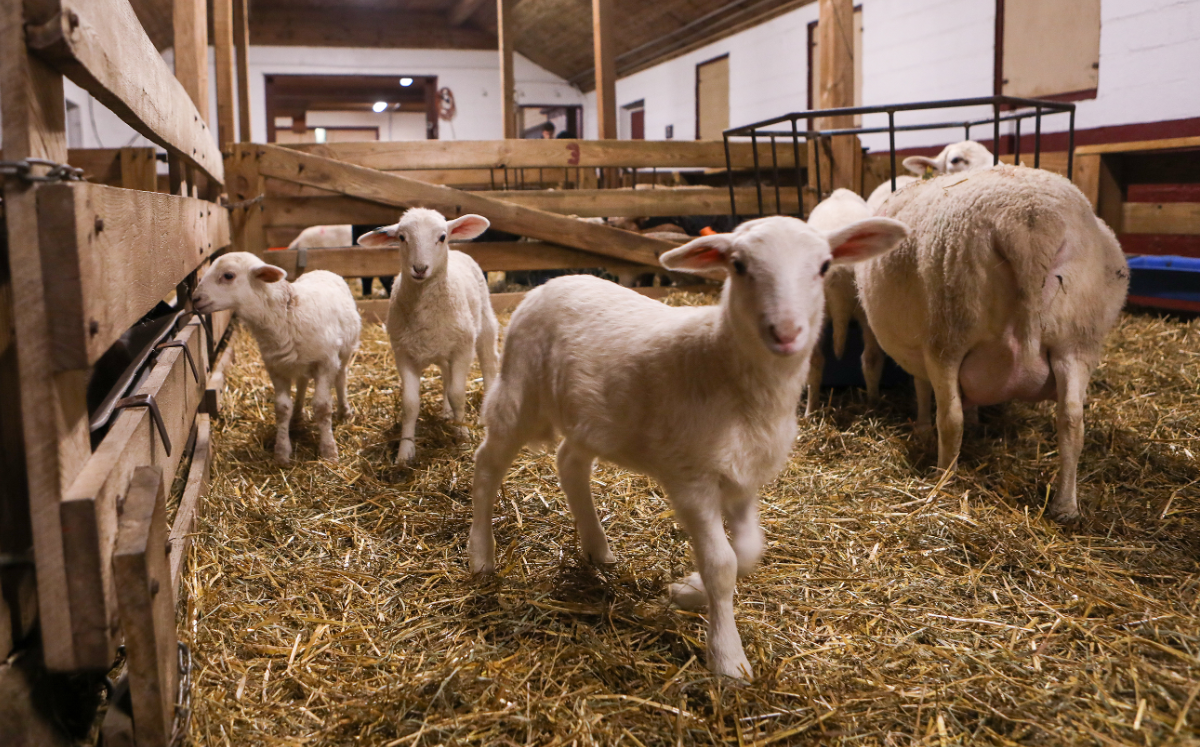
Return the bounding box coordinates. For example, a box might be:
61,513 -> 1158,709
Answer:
130,0 -> 816,90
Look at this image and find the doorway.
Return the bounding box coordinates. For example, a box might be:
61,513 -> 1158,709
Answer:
695,54 -> 729,140
518,105 -> 583,139
264,74 -> 439,143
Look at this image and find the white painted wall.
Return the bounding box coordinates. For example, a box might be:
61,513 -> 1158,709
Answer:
584,0 -> 1200,151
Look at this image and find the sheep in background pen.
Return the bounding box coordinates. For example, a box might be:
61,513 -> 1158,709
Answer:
857,165 -> 1128,522
193,252 -> 361,464
467,214 -> 909,679
358,208 -> 499,465
866,140 -> 994,212
803,188 -> 887,416
288,224 -> 394,297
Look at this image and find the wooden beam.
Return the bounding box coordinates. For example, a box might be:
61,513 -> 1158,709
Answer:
173,0 -> 208,121
25,0 -> 223,185
816,0 -> 858,192
227,146 -> 267,256
451,0 -> 489,26
1122,202 -> 1200,235
1072,152 -> 1101,211
267,242 -> 655,278
38,183 -> 231,370
113,466 -> 176,747
118,147 -> 158,191
1098,155 -> 1124,234
168,415 -> 211,593
1,0 -> 92,671
247,6 -> 497,49
263,186 -> 799,227
593,0 -> 617,140
233,0 -> 251,143
202,340 -> 236,416
254,144 -> 674,265
283,139 -> 804,171
498,0 -> 516,139
59,321 -> 207,669
1074,135 -> 1200,156
213,0 -> 236,147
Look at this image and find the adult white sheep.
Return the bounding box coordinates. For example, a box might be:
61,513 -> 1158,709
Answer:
193,252 -> 361,464
803,188 -> 887,415
865,140 -> 994,212
467,214 -> 909,680
857,165 -> 1128,522
358,208 -> 500,464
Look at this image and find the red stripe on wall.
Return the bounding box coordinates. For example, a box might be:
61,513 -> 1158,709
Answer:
1119,234 -> 1200,258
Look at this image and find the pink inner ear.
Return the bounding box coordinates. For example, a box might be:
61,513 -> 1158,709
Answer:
450,216 -> 488,238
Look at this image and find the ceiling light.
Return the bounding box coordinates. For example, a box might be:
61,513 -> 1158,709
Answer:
372,101 -> 388,113
399,77 -> 414,87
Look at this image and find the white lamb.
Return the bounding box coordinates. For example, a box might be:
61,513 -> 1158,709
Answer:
803,189 -> 887,416
193,252 -> 361,464
857,165 -> 1129,522
865,140 -> 994,212
287,224 -> 352,250
467,214 -> 909,679
358,208 -> 500,464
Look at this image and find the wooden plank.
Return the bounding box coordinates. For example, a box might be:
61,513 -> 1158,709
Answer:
498,0 -> 516,139
233,0 -> 252,143
172,0 -> 208,121
119,147 -> 158,191
60,321 -> 206,669
25,0 -> 224,185
227,146 -> 267,256
451,0 -> 489,25
1073,152 -> 1101,211
113,465 -> 176,747
212,0 -> 236,146
1122,202 -> 1200,235
2,0 -> 93,671
255,144 -> 674,266
283,139 -> 805,170
264,187 -> 797,227
168,415 -> 210,594
1098,155 -> 1124,234
38,182 -> 231,370
1075,136 -> 1200,156
593,0 -> 617,141
267,241 -> 654,278
202,340 -> 236,416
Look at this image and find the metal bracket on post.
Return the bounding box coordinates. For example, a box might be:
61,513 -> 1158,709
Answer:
111,394 -> 172,456
296,246 -> 308,274
154,340 -> 199,383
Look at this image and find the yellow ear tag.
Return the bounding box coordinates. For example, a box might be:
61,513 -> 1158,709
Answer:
923,165 -> 935,180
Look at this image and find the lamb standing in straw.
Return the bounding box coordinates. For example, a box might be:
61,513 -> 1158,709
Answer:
467,214 -> 909,679
193,252 -> 361,464
358,208 -> 500,465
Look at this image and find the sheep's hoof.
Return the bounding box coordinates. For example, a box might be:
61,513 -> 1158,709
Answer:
274,453 -> 292,467
397,439 -> 416,464
709,652 -> 754,682
337,405 -> 353,422
666,573 -> 707,611
1047,502 -> 1081,525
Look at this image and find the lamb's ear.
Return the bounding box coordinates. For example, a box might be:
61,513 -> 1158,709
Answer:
826,218 -> 909,265
252,264 -> 288,283
659,234 -> 735,274
357,224 -> 399,247
447,214 -> 490,241
902,155 -> 939,176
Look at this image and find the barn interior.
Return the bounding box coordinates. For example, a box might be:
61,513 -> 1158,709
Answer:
1,0 -> 1198,745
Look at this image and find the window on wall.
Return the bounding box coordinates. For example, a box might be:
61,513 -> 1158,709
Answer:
807,6 -> 863,121
695,55 -> 729,140
998,0 -> 1100,101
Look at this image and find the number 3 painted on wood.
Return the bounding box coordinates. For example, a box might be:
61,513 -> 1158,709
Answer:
566,143 -> 580,165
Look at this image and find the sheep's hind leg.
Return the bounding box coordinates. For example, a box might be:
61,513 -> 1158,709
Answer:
1048,355 -> 1091,523
270,374 -> 295,465
926,357 -> 964,471
291,377 -> 309,429
311,367 -> 339,462
557,440 -> 614,566
672,490 -> 754,680
861,324 -> 885,404
804,346 -> 824,418
468,427 -> 525,575
335,359 -> 352,421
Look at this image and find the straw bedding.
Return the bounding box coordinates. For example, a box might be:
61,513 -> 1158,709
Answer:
182,293 -> 1199,746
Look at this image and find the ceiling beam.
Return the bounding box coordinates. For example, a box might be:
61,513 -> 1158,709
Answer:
450,0 -> 490,26
249,7 -> 497,49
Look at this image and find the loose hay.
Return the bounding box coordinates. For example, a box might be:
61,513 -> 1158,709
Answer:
184,294 -> 1200,746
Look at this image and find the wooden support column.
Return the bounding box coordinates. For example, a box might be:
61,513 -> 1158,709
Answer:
497,0 -> 516,139
1,0 -> 92,670
173,0 -> 209,196
593,0 -> 617,141
816,0 -> 860,194
227,144 -> 267,255
234,0 -> 252,142
213,0 -> 236,146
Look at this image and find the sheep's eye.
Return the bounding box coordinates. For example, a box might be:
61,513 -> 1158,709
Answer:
819,259 -> 832,277
439,234 -> 447,242
397,234 -> 406,242
732,259 -> 748,276
951,157 -> 964,165
222,271 -> 235,281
